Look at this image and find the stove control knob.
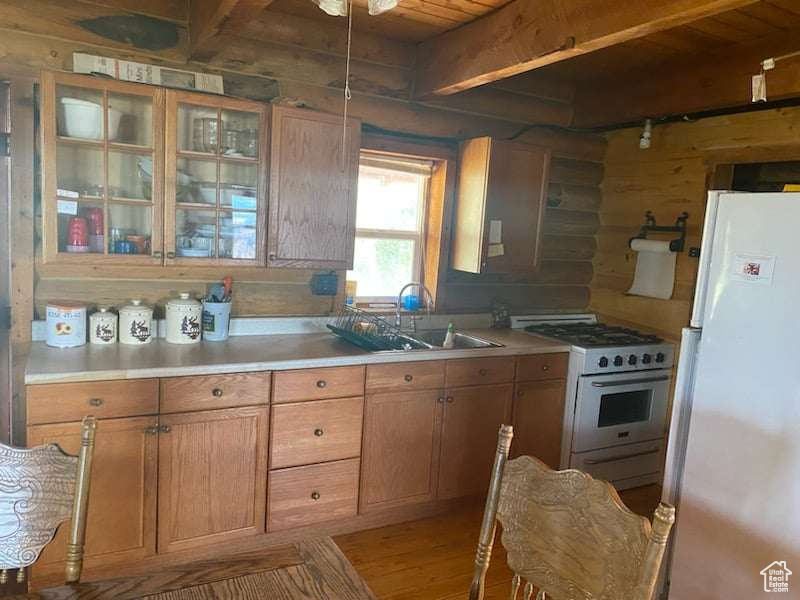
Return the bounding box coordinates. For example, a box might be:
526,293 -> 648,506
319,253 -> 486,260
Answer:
642,353 -> 652,364
598,357 -> 609,368
613,355 -> 624,367
628,355 -> 637,366
656,352 -> 666,363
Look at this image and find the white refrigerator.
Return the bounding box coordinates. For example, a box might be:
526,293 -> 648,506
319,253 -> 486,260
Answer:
662,191 -> 800,598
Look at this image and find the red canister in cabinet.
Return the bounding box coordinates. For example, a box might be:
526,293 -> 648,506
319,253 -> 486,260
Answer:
85,207 -> 104,235
67,217 -> 88,246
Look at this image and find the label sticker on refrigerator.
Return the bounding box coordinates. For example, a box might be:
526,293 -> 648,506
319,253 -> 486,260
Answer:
731,254 -> 776,285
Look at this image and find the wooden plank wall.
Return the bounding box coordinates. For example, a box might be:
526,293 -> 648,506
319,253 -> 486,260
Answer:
439,127 -> 604,313
0,0 -> 602,318
591,105 -> 800,341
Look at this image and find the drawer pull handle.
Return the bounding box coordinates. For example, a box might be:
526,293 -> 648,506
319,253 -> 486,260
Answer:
159,425 -> 171,434
88,398 -> 104,407
144,426 -> 159,435
404,374 -> 413,382
166,251 -> 176,259
584,448 -> 659,465
479,368 -> 488,376
446,396 -> 454,403
437,397 -> 445,404
314,428 -> 324,437
316,380 -> 327,389
542,365 -> 550,371
212,388 -> 224,397
311,491 -> 321,501
152,250 -> 163,258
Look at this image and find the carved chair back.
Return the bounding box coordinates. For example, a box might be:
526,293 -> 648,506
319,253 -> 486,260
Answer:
469,425 -> 675,600
0,416 -> 96,586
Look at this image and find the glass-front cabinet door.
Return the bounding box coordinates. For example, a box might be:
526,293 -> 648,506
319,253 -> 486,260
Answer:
41,72 -> 165,264
165,91 -> 267,266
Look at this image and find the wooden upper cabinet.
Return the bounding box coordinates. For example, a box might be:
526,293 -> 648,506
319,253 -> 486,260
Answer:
268,106 -> 361,269
41,71 -> 165,265
164,90 -> 268,266
451,137 -> 551,274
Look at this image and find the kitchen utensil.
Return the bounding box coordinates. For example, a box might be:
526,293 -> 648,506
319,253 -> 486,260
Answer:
202,300 -> 232,342
119,299 -> 153,345
46,301 -> 87,348
166,293 -> 202,344
222,276 -> 233,299
58,97 -> 122,140
208,283 -> 225,302
90,307 -> 117,344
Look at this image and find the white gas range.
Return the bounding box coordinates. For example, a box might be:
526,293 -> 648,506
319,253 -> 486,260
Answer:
512,314 -> 675,490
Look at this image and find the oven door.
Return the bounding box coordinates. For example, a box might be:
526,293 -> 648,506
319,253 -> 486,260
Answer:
572,369 -> 671,452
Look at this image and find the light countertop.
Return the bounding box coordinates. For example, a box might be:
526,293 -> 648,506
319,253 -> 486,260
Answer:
25,328 -> 569,385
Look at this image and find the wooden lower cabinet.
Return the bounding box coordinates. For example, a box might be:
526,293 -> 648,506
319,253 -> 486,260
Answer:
360,390 -> 443,512
27,416 -> 158,578
157,406 -> 269,554
437,384 -> 513,500
511,379 -> 567,468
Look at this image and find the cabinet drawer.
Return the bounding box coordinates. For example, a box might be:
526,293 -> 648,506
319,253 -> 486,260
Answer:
27,379 -> 158,425
445,357 -> 515,387
516,353 -> 568,381
271,397 -> 363,469
273,366 -> 365,404
268,458 -> 359,531
366,361 -> 445,393
160,372 -> 270,413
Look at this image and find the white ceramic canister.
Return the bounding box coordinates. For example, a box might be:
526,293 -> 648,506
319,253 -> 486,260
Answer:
45,301 -> 87,348
165,293 -> 202,344
89,307 -> 117,345
119,299 -> 153,345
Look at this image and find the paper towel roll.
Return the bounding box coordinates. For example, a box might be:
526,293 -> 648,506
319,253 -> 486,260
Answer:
627,239 -> 676,299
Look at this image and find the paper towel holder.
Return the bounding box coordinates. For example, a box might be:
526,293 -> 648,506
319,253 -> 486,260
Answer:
629,211 -> 688,252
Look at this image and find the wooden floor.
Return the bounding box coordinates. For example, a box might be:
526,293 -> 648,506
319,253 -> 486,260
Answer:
335,485 -> 662,600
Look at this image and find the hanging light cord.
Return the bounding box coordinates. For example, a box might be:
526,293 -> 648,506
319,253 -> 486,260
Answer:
341,0 -> 354,171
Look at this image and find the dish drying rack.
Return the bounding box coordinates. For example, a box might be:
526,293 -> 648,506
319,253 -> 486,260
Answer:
327,306 -> 428,351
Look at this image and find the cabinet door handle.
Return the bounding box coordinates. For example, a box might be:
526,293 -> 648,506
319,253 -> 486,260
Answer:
87,398 -> 104,407
478,368 -> 488,376
517,390 -> 524,398
446,396 -> 454,403
437,397 -> 445,403
314,428 -> 324,437
316,380 -> 327,389
166,251 -> 176,259
310,491 -> 321,501
541,364 -> 550,371
159,425 -> 171,434
152,250 -> 163,258
404,374 -> 413,382
268,252 -> 277,261
144,426 -> 159,435
212,388 -> 223,397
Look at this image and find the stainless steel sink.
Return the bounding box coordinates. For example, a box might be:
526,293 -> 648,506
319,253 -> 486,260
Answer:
410,329 -> 503,349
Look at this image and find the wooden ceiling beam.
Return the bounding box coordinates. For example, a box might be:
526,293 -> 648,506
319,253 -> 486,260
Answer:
572,28 -> 800,128
414,0 -> 759,98
189,0 -> 275,61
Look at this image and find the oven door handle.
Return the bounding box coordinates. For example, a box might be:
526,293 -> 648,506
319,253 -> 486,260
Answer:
584,448 -> 660,465
590,375 -> 670,388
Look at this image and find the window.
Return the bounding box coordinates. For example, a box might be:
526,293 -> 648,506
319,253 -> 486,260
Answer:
348,152 -> 433,303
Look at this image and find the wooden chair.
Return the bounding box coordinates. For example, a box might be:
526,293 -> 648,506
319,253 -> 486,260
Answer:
469,425 -> 675,600
0,416 -> 96,586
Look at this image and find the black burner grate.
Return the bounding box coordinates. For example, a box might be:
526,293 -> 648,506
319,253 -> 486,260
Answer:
524,323 -> 662,347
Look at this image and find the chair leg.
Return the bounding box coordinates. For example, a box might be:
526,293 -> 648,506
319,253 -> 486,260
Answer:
0,570 -> 7,585
16,569 -> 25,584
509,574 -> 521,599
523,582 -> 534,599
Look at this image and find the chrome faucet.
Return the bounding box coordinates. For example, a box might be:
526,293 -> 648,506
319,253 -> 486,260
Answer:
395,282 -> 434,333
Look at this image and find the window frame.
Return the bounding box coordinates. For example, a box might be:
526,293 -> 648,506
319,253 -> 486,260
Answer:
351,151 -> 431,305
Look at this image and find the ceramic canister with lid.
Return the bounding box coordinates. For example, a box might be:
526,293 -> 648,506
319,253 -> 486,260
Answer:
45,301 -> 87,348
89,307 -> 117,345
166,293 -> 202,344
119,299 -> 153,345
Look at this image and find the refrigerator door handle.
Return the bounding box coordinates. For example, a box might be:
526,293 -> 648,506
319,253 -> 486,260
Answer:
691,191 -> 723,327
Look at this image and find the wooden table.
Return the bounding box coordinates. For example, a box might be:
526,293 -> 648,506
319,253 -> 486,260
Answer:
12,538 -> 376,600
